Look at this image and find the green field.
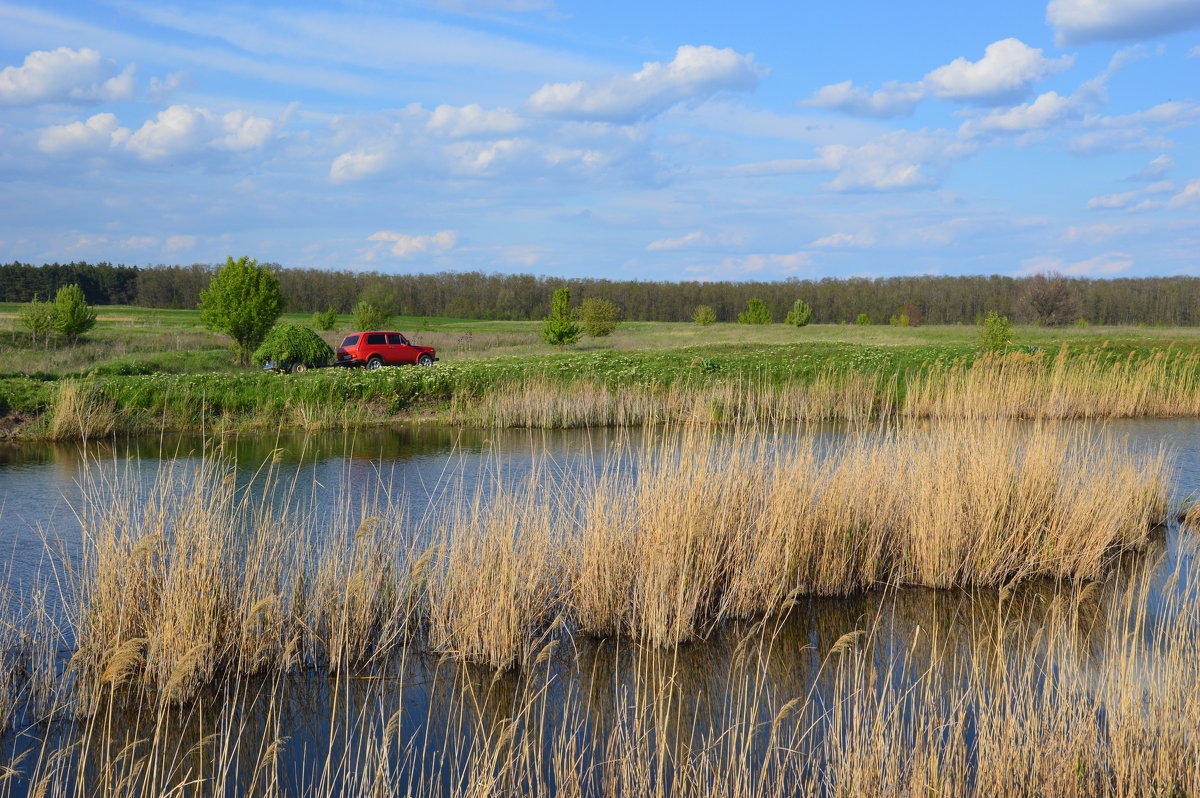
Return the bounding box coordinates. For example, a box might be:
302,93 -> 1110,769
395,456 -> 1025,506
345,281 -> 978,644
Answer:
3,304 -> 1200,439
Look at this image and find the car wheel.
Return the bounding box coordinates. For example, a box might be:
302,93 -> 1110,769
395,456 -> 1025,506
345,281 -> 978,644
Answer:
417,354 -> 434,367
289,362 -> 308,374
367,356 -> 384,370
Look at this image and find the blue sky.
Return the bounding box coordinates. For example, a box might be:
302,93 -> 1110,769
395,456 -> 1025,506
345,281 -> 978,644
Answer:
1,0 -> 1198,281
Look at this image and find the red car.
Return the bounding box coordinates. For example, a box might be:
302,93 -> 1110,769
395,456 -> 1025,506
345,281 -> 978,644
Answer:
336,331 -> 438,369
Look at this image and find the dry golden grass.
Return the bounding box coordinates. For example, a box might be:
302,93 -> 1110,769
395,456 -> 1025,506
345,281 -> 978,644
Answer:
46,379 -> 117,441
54,419 -> 1169,703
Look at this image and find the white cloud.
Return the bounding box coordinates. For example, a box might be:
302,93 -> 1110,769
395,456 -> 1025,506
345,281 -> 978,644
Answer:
1019,252 -> 1135,276
962,91 -> 1074,134
810,231 -> 876,247
808,38 -> 1071,119
1061,223 -> 1122,243
1068,100 -> 1200,153
802,80 -> 925,118
165,234 -> 197,251
427,104 -> 523,137
1130,154 -> 1174,180
647,231 -> 708,250
330,149 -> 391,182
368,229 -> 458,257
686,251 -> 812,281
1047,0 -> 1200,45
37,104 -> 282,164
727,129 -> 976,191
1169,178 -> 1200,208
37,112 -> 129,156
527,45 -> 762,123
0,47 -> 135,106
124,105 -> 279,161
1087,180 -> 1175,209
924,38 -> 1072,104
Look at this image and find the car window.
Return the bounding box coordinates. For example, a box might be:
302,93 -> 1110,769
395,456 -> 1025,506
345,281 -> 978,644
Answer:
387,333 -> 405,345
365,333 -> 385,345
341,335 -> 359,347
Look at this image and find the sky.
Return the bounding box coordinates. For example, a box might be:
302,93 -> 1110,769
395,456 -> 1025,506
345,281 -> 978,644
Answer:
1,0 -> 1198,282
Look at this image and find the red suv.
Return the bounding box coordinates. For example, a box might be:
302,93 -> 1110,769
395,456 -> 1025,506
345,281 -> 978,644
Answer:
336,331 -> 438,369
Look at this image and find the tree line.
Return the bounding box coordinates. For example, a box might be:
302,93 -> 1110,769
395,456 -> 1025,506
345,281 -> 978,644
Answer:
5,261 -> 1200,326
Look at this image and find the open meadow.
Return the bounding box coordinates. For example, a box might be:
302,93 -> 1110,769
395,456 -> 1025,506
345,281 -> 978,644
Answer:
5,304 -> 1200,439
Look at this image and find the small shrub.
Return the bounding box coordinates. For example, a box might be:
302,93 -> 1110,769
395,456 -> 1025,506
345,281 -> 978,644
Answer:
785,299 -> 813,327
978,311 -> 1013,352
251,323 -> 334,368
578,298 -> 621,337
889,313 -> 910,327
1075,317 -> 1090,328
352,301 -> 391,331
855,313 -> 870,326
313,307 -> 339,331
542,288 -> 580,348
53,284 -> 97,343
692,305 -> 717,326
19,294 -> 57,349
738,299 -> 772,325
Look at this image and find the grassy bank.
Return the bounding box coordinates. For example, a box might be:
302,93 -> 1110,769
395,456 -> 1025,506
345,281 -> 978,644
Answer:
4,340 -> 1200,439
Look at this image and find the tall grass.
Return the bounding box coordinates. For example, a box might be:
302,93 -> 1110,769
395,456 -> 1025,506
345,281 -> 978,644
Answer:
9,418 -> 1166,722
6,555 -> 1200,796
13,344 -> 1200,440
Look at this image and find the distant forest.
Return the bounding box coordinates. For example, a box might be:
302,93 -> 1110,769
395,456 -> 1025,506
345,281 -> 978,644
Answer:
3,260 -> 1200,326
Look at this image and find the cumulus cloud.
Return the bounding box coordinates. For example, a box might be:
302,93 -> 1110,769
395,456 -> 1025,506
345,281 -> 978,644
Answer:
962,91 -> 1074,134
1047,0 -> 1200,45
368,229 -> 458,257
1068,100 -> 1200,153
924,38 -> 1073,104
527,45 -> 762,123
686,251 -> 812,281
37,104 -> 281,164
808,38 -> 1071,118
0,47 -> 135,106
802,80 -> 925,118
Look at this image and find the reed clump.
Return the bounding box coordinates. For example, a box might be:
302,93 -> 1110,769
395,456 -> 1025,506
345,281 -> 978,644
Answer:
57,419 -> 1168,704
46,379 -> 117,441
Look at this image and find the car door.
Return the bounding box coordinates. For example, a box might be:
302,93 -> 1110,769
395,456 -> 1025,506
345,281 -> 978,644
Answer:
387,333 -> 416,364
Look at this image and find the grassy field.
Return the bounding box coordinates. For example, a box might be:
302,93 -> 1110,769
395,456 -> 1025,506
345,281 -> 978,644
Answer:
3,305 -> 1200,439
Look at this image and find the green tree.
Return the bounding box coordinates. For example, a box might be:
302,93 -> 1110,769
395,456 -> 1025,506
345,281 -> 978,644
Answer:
977,311 -> 1013,352
784,299 -> 813,327
541,288 -> 580,348
313,307 -> 339,331
352,301 -> 391,331
692,305 -> 717,325
855,313 -> 871,326
53,284 -> 97,343
198,256 -> 284,365
737,298 -> 772,324
252,323 -> 334,371
578,298 -> 621,337
19,294 -> 57,349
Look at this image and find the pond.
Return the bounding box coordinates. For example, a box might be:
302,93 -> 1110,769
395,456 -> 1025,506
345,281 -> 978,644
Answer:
1,419 -> 1199,796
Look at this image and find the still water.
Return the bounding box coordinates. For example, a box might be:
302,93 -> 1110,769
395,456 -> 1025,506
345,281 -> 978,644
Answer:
1,420 -> 1198,795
